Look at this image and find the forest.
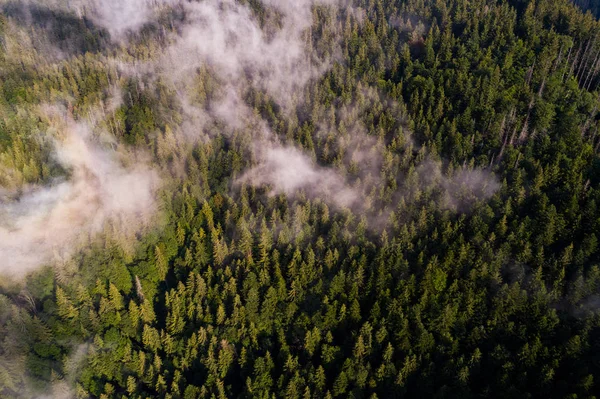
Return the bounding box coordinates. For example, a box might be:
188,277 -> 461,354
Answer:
1,0 -> 600,398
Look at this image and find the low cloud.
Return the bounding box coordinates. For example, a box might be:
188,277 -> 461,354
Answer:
0,0 -> 502,256
239,144 -> 358,209
0,114 -> 158,277
85,0 -> 159,39
416,158 -> 500,211
154,0 -> 338,111
35,343 -> 91,399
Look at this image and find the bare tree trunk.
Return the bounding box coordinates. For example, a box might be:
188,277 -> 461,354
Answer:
562,45 -> 573,82
576,37 -> 595,82
537,76 -> 546,98
526,62 -> 535,86
553,44 -> 564,73
569,44 -> 582,80
583,49 -> 600,89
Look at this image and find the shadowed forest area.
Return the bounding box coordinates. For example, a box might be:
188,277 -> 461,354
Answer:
572,0 -> 600,19
1,0 -> 600,398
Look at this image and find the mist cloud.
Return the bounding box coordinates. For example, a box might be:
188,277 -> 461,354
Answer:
0,115 -> 158,277
1,0 -> 502,260
415,158 -> 500,211
85,0 -> 158,39
34,343 -> 91,399
152,0 -> 338,112
239,144 -> 358,208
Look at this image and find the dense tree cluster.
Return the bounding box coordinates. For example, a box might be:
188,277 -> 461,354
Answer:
1,0 -> 600,398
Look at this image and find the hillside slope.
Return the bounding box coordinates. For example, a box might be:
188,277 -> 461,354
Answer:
1,0 -> 600,398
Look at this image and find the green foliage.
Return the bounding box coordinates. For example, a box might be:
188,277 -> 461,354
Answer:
1,0 -> 600,398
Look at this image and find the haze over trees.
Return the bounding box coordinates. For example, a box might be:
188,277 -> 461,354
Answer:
1,0 -> 600,398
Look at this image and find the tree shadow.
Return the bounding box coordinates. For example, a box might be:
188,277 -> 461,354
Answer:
1,2 -> 110,56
